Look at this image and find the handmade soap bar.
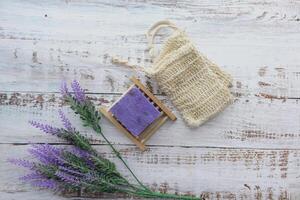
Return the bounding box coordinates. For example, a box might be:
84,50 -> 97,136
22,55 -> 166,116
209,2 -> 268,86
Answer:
109,86 -> 160,136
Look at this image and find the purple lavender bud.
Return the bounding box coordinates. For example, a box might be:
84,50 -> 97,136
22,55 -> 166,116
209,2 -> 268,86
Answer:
28,148 -> 57,165
29,121 -> 60,135
29,144 -> 63,166
60,80 -> 70,97
67,147 -> 94,168
71,80 -> 86,103
68,147 -> 90,159
7,158 -> 35,169
19,172 -> 45,181
28,148 -> 53,165
58,110 -> 74,132
36,144 -> 61,156
55,171 -> 81,187
30,179 -> 58,189
58,166 -> 84,177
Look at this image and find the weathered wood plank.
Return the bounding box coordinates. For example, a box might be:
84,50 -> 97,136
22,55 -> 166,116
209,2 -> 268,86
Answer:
0,0 -> 299,98
1,36 -> 300,99
0,92 -> 299,149
1,38 -> 300,99
1,144 -> 299,200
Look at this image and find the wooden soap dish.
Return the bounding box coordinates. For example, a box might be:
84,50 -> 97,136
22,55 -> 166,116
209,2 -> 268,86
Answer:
99,77 -> 176,151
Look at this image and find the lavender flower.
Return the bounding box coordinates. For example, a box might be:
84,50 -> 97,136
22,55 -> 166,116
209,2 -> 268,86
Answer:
28,144 -> 62,165
60,80 -> 70,97
71,80 -> 86,103
58,110 -> 73,132
30,179 -> 58,189
8,158 -> 35,169
19,172 -> 45,181
28,148 -> 53,165
58,166 -> 85,177
67,147 -> 90,159
29,121 -> 60,135
55,171 -> 81,187
19,171 -> 58,190
66,147 -> 95,168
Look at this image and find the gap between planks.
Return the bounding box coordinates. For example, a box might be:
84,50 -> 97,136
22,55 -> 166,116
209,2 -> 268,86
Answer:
2,143 -> 300,151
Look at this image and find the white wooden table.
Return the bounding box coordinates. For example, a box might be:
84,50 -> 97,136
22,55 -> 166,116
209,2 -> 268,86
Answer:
1,0 -> 300,199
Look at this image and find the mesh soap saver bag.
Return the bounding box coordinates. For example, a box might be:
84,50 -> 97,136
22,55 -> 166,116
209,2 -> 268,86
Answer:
113,20 -> 233,127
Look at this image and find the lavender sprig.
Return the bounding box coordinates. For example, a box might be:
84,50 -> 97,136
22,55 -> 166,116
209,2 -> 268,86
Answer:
71,80 -> 86,103
60,81 -> 70,97
29,121 -> 60,136
29,113 -> 93,153
8,159 -> 35,169
28,144 -> 62,165
58,110 -> 74,132
55,171 -> 81,187
30,179 -> 58,189
19,172 -> 44,181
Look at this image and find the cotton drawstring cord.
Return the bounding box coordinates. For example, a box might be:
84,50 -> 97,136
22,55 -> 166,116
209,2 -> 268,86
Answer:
146,20 -> 178,58
111,20 -> 178,71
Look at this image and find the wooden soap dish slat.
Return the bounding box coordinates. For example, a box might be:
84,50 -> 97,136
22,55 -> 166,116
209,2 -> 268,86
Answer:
99,77 -> 176,151
139,114 -> 169,143
99,107 -> 146,151
131,77 -> 176,121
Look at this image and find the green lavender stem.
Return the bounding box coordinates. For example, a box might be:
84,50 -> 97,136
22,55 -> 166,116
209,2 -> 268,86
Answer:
92,124 -> 149,191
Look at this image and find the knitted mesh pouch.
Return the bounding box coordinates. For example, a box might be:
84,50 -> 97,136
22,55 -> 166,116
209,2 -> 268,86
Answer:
144,20 -> 233,127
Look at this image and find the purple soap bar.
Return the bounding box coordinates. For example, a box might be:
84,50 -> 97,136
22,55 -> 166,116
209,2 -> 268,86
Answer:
109,86 -> 160,136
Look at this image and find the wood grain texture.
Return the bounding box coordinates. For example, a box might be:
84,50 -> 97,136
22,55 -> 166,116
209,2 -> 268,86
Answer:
1,144 -> 298,199
1,93 -> 299,149
0,0 -> 300,199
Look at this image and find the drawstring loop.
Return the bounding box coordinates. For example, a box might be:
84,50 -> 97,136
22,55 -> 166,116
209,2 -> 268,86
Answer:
146,20 -> 178,58
111,20 -> 179,72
